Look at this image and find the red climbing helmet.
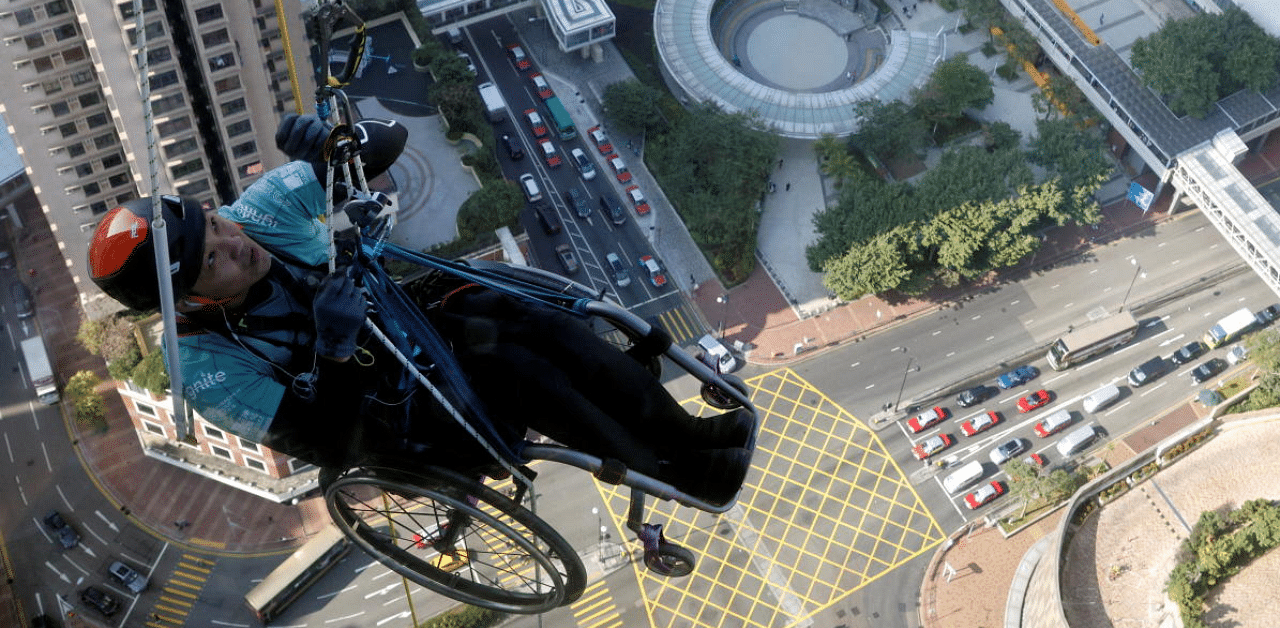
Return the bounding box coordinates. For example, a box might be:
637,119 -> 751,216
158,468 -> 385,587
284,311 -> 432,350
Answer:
87,195 -> 207,311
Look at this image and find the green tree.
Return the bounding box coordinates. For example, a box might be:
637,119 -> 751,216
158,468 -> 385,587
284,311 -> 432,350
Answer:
850,99 -> 929,162
431,52 -> 474,86
913,55 -> 994,129
130,350 -> 170,396
1131,7 -> 1280,118
603,79 -> 665,135
1040,468 -> 1085,502
822,228 -> 916,299
983,121 -> 1021,152
66,370 -> 101,401
455,180 -> 522,243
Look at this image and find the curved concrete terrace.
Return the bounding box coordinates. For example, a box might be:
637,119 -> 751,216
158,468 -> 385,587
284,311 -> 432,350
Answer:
654,0 -> 942,138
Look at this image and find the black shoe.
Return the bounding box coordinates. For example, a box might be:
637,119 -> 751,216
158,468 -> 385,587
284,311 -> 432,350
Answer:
686,408 -> 755,449
664,448 -> 752,505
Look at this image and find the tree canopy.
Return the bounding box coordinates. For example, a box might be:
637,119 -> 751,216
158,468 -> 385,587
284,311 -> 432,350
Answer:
603,79 -> 666,135
912,55 -> 995,128
850,99 -> 930,162
1131,7 -> 1280,118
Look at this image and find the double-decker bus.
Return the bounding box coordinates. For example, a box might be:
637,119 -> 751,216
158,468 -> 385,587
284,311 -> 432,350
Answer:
1046,311 -> 1139,370
244,524 -> 351,623
544,96 -> 576,140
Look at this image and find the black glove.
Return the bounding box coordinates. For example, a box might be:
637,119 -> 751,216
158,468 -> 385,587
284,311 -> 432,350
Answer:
340,197 -> 385,228
313,269 -> 366,359
276,114 -> 332,163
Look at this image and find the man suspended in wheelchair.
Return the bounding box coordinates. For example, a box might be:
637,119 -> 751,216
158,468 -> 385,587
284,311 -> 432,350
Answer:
86,114 -> 754,506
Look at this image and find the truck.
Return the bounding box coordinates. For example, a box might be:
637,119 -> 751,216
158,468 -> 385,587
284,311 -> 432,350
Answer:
21,336 -> 59,404
477,82 -> 506,123
1203,307 -> 1257,348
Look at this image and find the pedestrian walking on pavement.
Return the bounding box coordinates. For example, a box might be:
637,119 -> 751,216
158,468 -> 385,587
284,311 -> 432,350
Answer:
786,183 -> 791,191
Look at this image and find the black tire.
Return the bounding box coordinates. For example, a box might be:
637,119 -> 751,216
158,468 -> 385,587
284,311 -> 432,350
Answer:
700,373 -> 750,410
325,466 -> 586,613
644,540 -> 695,577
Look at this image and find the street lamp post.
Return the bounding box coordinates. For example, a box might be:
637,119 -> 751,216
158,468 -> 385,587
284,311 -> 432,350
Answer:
893,347 -> 916,413
591,507 -> 609,544
1120,258 -> 1144,313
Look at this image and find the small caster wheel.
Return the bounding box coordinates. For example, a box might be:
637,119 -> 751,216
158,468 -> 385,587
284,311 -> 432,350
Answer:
701,373 -> 749,410
644,541 -> 695,577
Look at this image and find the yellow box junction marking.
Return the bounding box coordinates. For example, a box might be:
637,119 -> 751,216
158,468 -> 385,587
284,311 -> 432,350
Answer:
597,368 -> 946,628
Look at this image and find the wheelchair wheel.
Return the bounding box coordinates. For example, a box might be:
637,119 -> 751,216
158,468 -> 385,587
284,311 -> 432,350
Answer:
644,540 -> 696,577
325,465 -> 586,613
700,373 -> 750,410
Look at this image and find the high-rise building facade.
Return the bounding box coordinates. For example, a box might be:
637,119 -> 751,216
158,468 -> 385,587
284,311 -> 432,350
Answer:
0,0 -> 316,319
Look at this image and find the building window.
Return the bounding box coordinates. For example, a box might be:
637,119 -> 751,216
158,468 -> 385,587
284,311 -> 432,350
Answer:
244,457 -> 266,472
226,119 -> 251,137
93,132 -> 117,149
288,458 -> 315,474
151,92 -> 185,116
231,141 -> 256,158
24,33 -> 46,50
52,23 -> 77,41
14,9 -> 36,26
210,444 -> 233,460
163,137 -> 198,159
91,200 -> 109,214
176,179 -> 210,197
143,45 -> 172,65
85,112 -> 110,129
143,421 -> 166,436
156,116 -> 191,138
108,173 -> 130,188
50,101 -> 71,117
67,143 -> 85,157
135,401 -> 156,417
101,152 -> 124,168
75,162 -> 93,177
238,437 -> 260,452
149,70 -> 179,90
33,56 -> 55,73
43,79 -> 63,95
204,425 -> 226,441
202,28 -> 230,48
170,159 -> 204,179
220,98 -> 246,116
239,162 -> 263,178
47,0 -> 70,16
126,22 -> 165,46
118,0 -> 157,19
78,91 -> 101,108
213,75 -> 240,94
70,69 -> 94,86
116,192 -> 136,206
194,4 -> 224,24
58,122 -> 78,138
208,53 -> 236,72
82,182 -> 100,196
61,44 -> 87,64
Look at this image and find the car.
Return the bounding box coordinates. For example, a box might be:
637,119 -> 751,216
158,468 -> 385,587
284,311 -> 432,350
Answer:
606,252 -> 631,288
1170,340 -> 1207,365
1257,304 -> 1280,326
500,134 -> 524,161
456,52 -> 476,74
639,255 -> 666,288
518,173 -> 541,202
11,282 -> 34,319
532,203 -> 561,235
506,43 -> 530,70
989,438 -> 1029,465
553,244 -> 579,274
964,481 -> 1005,509
1227,344 -> 1249,365
524,109 -> 547,138
588,125 -> 612,154
42,510 -> 80,549
906,406 -> 948,433
109,560 -> 148,593
599,193 -> 626,225
1128,355 -> 1171,387
569,148 -> 596,180
1016,389 -> 1051,413
912,433 -> 953,460
608,154 -> 631,182
537,138 -> 561,167
1190,357 -> 1227,384
996,365 -> 1038,389
530,72 -> 553,99
80,586 -> 119,617
956,385 -> 996,408
696,333 -> 738,373
1033,409 -> 1073,437
1023,452 -> 1047,467
625,185 -> 650,215
961,411 -> 1000,437
565,186 -> 591,218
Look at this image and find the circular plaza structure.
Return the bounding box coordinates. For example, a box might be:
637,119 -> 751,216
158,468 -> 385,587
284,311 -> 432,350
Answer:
655,0 -> 943,138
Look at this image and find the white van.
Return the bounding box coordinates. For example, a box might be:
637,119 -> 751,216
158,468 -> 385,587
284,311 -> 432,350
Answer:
1081,384 -> 1121,413
697,334 -> 737,373
1055,425 -> 1097,458
942,460 -> 985,495
518,173 -> 542,202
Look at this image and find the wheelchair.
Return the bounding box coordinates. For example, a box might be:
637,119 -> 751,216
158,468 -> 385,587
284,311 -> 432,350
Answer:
315,216 -> 758,614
